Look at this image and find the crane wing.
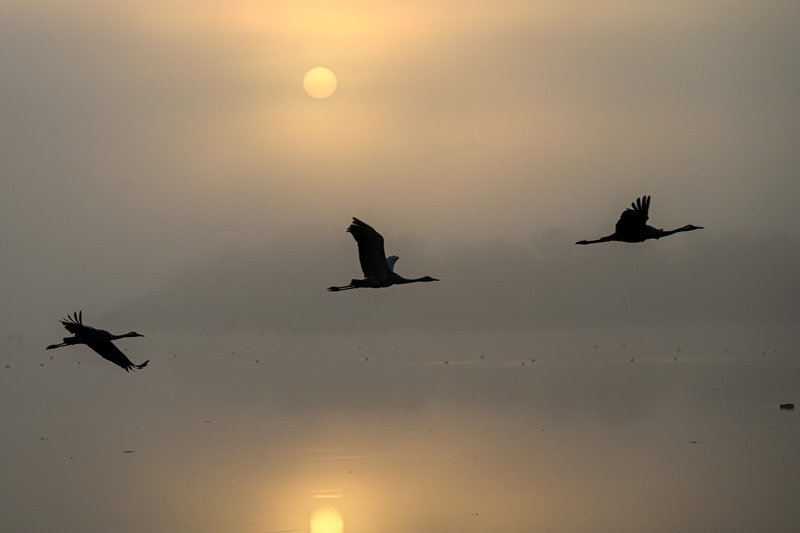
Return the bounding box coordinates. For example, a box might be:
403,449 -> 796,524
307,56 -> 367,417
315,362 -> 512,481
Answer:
60,311 -> 95,336
386,255 -> 399,272
615,195 -> 650,233
87,339 -> 143,372
347,218 -> 391,278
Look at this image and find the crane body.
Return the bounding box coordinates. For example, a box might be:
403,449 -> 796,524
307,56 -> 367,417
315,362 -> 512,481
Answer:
328,218 -> 438,291
46,311 -> 148,372
576,196 -> 703,245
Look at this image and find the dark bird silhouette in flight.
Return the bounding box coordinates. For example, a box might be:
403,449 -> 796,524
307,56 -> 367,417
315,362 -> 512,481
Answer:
328,218 -> 439,291
46,311 -> 148,372
576,195 -> 703,245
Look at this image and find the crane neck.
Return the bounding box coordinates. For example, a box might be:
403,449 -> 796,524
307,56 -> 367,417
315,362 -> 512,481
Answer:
657,225 -> 701,238
111,331 -> 139,340
394,275 -> 436,284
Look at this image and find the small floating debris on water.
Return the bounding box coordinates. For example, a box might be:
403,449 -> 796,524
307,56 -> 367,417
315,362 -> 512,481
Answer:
255,359 -> 260,364
443,360 -> 449,364
530,358 -> 535,362
629,358 -> 635,362
674,356 -> 678,361
122,450 -> 136,454
780,403 -> 795,410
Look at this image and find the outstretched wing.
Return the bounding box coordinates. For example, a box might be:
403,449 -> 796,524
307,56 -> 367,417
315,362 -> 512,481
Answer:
386,255 -> 399,272
87,339 -> 143,372
347,218 -> 391,278
60,310 -> 96,336
615,195 -> 650,234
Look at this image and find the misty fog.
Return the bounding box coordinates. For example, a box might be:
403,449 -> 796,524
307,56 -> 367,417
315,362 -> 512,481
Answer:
2,1 -> 800,532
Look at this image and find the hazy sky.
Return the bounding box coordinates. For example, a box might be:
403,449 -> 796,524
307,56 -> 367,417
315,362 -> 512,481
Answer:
1,0 -> 799,334
3,4 -> 800,532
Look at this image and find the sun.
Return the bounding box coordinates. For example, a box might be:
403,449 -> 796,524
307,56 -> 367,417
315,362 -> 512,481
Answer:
303,66 -> 338,99
309,506 -> 344,533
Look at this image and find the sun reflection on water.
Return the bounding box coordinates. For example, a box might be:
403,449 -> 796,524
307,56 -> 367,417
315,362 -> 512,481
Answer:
310,505 -> 344,533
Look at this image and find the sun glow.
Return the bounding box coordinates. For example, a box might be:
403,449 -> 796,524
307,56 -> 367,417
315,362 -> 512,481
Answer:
303,67 -> 338,99
310,506 -> 344,533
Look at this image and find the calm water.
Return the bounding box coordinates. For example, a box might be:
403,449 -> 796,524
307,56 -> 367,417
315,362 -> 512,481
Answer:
1,329 -> 799,532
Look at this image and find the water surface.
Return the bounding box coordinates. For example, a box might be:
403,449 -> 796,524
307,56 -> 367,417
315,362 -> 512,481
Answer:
1,328 -> 798,532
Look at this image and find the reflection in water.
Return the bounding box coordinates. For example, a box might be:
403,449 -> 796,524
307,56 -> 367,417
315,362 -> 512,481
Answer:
3,329 -> 800,532
310,506 -> 344,533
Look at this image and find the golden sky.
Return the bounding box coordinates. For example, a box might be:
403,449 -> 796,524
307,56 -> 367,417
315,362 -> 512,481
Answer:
2,4 -> 800,531
1,0 -> 798,326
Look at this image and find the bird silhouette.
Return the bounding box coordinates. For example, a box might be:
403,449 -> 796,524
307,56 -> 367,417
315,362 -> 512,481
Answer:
328,218 -> 439,291
576,195 -> 703,245
46,311 -> 148,372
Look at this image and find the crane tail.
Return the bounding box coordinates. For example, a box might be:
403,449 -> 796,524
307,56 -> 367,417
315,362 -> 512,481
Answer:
133,360 -> 149,370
